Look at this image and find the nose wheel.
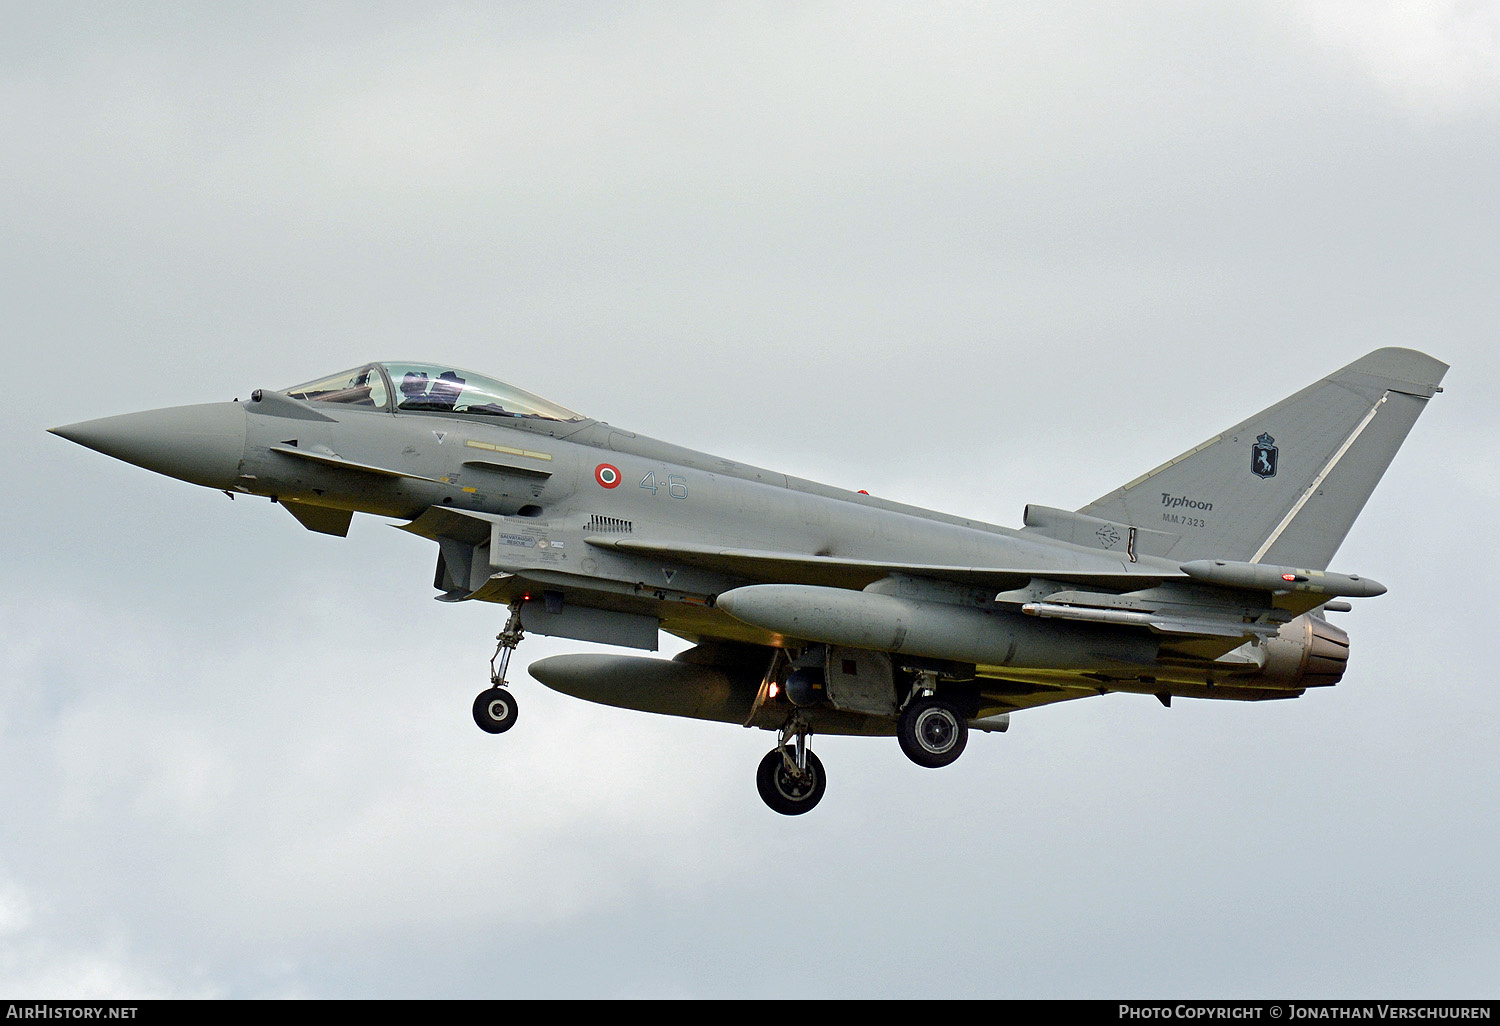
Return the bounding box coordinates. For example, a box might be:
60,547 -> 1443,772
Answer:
474,601 -> 524,735
473,686 -> 518,733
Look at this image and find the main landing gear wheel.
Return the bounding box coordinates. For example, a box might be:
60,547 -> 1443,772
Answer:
473,687 -> 518,734
756,747 -> 826,816
898,697 -> 968,768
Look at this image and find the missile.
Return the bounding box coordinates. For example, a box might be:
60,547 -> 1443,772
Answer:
1179,559 -> 1386,598
714,584 -> 1157,670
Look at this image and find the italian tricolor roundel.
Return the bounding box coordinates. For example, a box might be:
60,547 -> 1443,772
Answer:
595,463 -> 621,488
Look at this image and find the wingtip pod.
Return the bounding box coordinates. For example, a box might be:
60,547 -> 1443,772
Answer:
1180,559 -> 1386,598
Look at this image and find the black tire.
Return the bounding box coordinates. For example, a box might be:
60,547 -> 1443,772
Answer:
473,687 -> 518,734
756,748 -> 826,815
897,697 -> 968,768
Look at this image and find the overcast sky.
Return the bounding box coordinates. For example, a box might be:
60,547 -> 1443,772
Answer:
3,1 -> 1498,999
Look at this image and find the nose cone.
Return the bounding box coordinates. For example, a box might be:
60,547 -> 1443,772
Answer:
51,402 -> 247,490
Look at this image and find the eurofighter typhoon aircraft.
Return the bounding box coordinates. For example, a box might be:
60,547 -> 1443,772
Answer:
51,349 -> 1446,814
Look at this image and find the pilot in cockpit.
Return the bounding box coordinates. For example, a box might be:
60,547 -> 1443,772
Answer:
399,371 -> 430,408
399,372 -> 429,405
429,370 -> 466,411
280,361 -> 582,420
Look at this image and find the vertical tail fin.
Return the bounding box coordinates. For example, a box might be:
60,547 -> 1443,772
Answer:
1078,348 -> 1448,569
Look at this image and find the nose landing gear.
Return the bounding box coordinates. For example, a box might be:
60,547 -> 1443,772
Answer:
474,601 -> 524,734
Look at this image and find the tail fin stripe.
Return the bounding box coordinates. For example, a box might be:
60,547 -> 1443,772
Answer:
1250,393 -> 1388,563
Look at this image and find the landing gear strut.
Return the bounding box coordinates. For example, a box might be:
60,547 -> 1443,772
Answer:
474,601 -> 524,734
756,719 -> 826,815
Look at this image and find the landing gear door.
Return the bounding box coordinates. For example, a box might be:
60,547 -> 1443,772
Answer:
823,647 -> 899,717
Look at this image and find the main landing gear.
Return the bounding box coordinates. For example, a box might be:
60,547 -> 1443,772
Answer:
473,601 -> 524,734
757,719 -> 826,816
896,671 -> 968,769
897,696 -> 968,768
753,670 -> 974,814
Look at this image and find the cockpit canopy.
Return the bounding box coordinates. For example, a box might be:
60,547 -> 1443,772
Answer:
281,363 -> 584,422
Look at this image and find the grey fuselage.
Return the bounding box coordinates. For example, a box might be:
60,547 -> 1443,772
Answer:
233,391 -> 1159,619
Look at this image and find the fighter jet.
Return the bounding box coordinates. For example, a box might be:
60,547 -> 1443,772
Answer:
50,349 -> 1447,814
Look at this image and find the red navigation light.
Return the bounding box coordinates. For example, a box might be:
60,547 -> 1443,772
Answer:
1281,574 -> 1297,582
